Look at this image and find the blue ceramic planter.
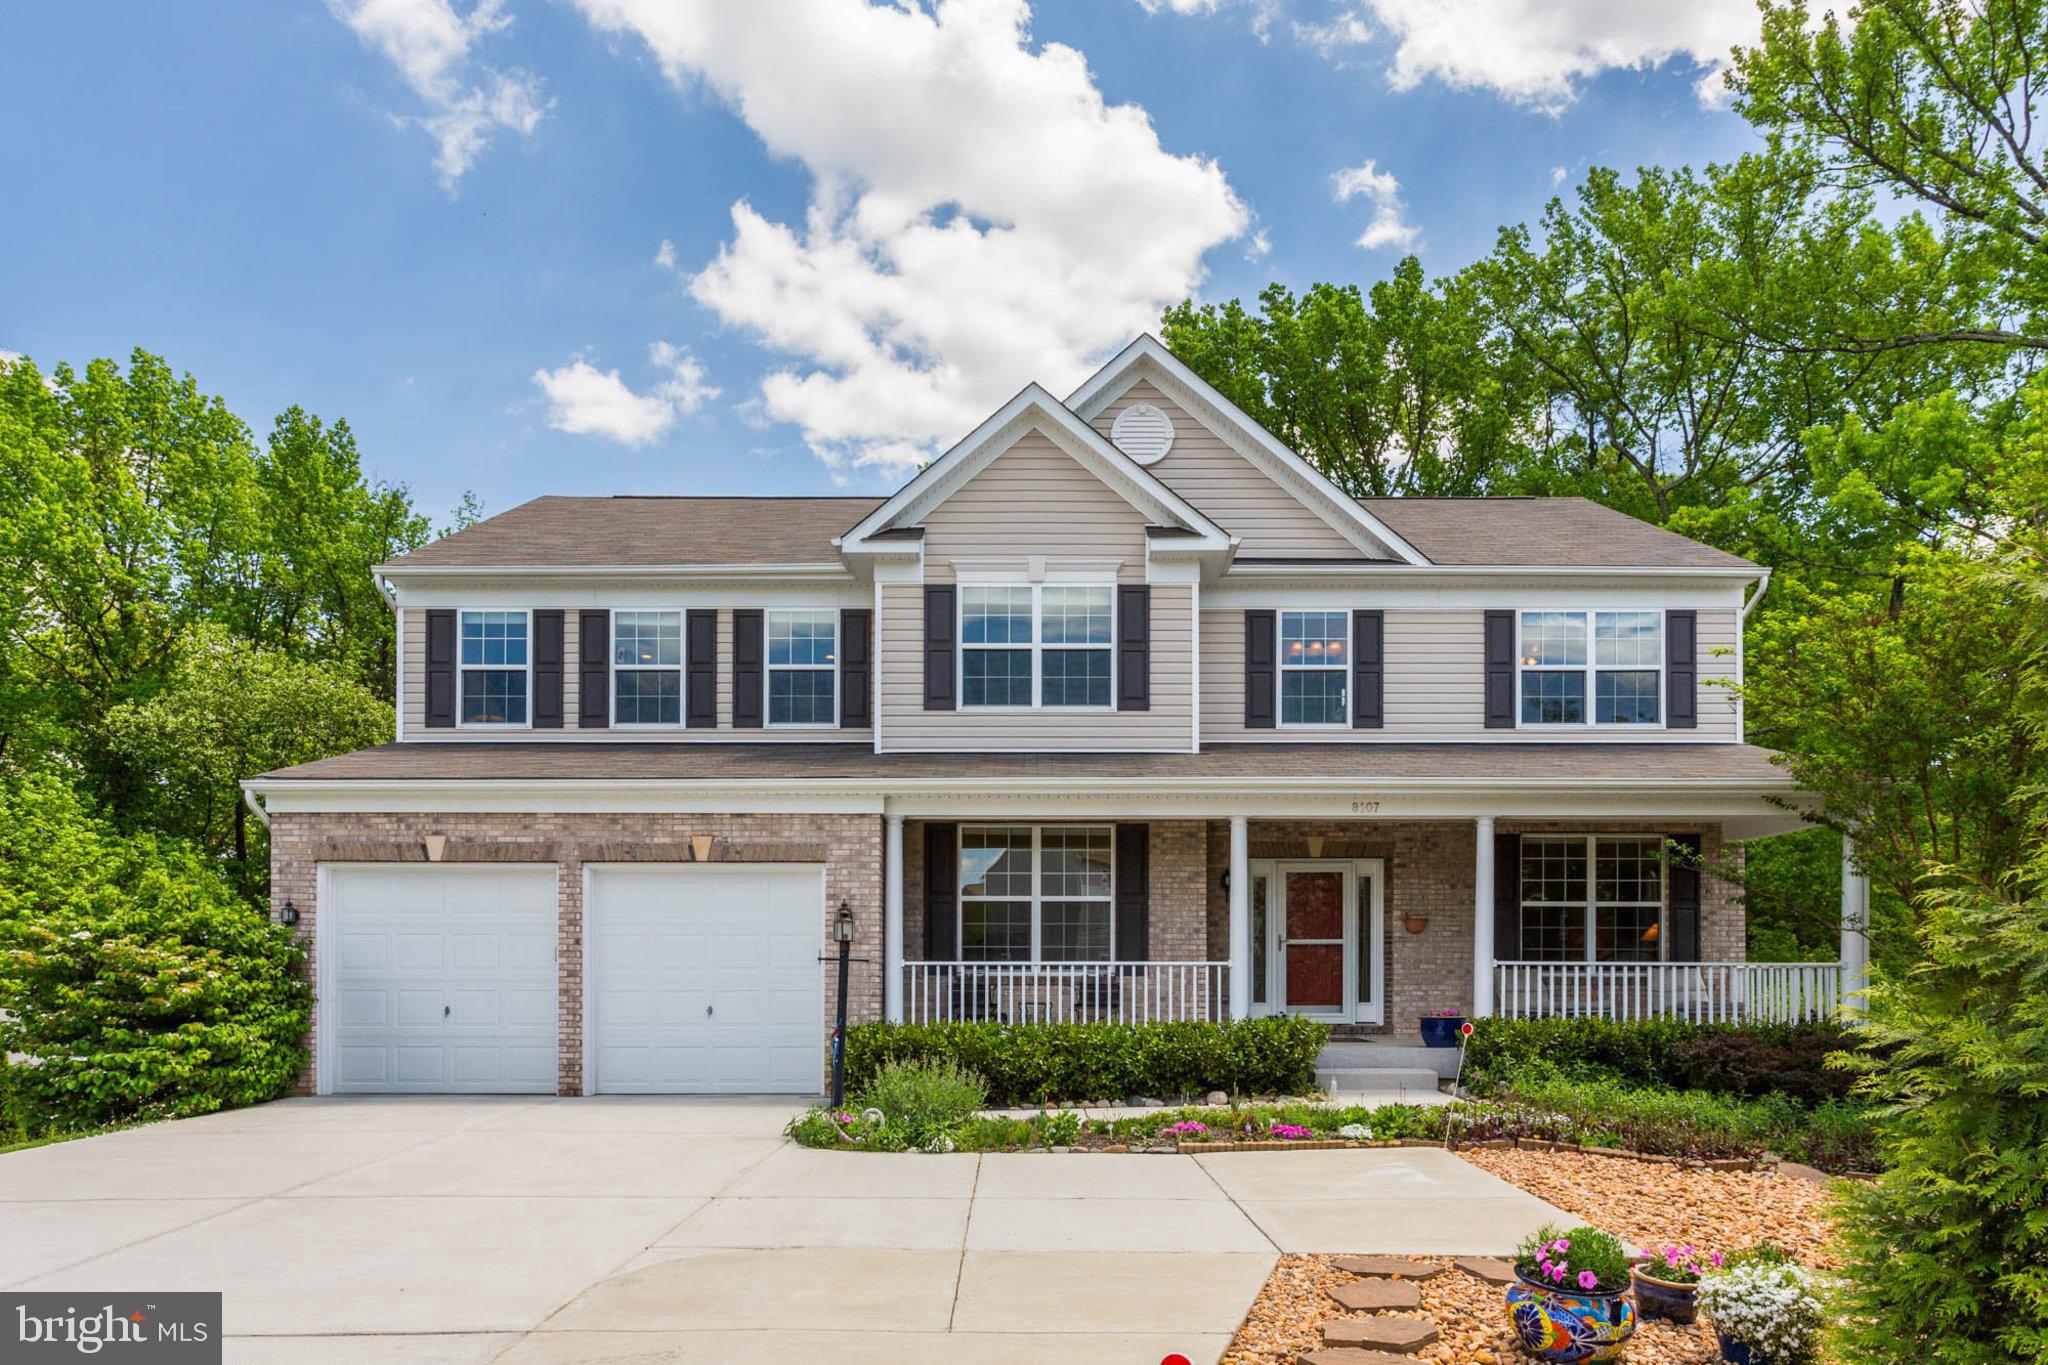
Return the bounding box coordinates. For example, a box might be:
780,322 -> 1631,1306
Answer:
1419,1015 -> 1466,1048
1632,1268 -> 1699,1324
1715,1329 -> 1754,1364
1505,1273 -> 1637,1362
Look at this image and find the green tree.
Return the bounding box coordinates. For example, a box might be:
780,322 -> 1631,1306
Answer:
100,626 -> 393,880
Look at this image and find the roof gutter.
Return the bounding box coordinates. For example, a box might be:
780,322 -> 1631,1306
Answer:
1741,570 -> 1772,620
374,562 -> 855,581
241,784 -> 271,829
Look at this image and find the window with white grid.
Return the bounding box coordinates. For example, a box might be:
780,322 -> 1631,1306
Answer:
1518,835 -> 1666,963
1518,611 -> 1662,726
959,825 -> 1114,962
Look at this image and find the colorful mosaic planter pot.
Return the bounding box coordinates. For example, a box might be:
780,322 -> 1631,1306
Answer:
1505,1274 -> 1638,1363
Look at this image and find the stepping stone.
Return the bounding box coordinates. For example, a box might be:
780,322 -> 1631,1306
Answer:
1298,1351 -> 1420,1365
1330,1279 -> 1423,1312
1333,1255 -> 1444,1279
1455,1256 -> 1517,1285
1321,1314 -> 1440,1352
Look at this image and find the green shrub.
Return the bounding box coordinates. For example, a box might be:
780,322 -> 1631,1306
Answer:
0,776 -> 312,1136
1464,1017 -> 1858,1102
855,1059 -> 988,1144
1032,1109 -> 1082,1146
843,1016 -> 1327,1107
1470,1076 -> 1879,1170
1515,1222 -> 1633,1295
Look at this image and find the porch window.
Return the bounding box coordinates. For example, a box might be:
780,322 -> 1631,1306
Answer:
1518,834 -> 1665,962
458,610 -> 528,725
960,586 -> 1113,709
767,609 -> 837,725
1279,610 -> 1348,725
959,824 -> 1113,962
612,610 -> 682,725
1518,611 -> 1662,726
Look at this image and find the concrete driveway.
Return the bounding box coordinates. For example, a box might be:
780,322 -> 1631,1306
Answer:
3,1097 -> 1570,1363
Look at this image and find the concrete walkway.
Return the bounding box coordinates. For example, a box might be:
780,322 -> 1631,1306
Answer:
3,1096 -> 1569,1363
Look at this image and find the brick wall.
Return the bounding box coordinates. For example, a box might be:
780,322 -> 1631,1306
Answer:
268,810 -> 882,1096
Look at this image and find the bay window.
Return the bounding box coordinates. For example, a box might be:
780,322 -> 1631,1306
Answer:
459,610 -> 528,725
612,610 -> 682,725
1518,834 -> 1665,962
1519,610 -> 1662,726
961,585 -> 1113,708
1280,609 -> 1349,725
959,824 -> 1114,962
767,609 -> 837,725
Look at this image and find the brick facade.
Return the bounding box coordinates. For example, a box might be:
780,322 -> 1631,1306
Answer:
268,810 -> 882,1096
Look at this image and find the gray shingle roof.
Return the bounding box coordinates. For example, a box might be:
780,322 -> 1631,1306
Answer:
1358,497 -> 1759,570
259,741 -> 1792,786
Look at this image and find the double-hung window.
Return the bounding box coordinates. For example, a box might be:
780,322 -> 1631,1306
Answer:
1518,610 -> 1662,726
613,611 -> 681,725
458,610 -> 528,725
767,609 -> 837,725
1280,609 -> 1349,725
960,585 -> 1113,708
959,825 -> 1114,962
1517,835 -> 1665,962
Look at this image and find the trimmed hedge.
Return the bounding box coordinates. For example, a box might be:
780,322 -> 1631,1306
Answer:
843,1017 -> 1329,1107
1463,1017 -> 1859,1104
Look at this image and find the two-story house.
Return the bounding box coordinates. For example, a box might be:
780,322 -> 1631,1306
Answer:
243,336 -> 1850,1098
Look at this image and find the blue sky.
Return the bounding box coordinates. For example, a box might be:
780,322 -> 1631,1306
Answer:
1,0 -> 1764,523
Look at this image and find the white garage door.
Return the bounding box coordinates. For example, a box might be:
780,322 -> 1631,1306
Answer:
325,866 -> 558,1094
588,865 -> 825,1094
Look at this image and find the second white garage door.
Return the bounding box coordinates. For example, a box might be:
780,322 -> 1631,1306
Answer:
586,865 -> 825,1094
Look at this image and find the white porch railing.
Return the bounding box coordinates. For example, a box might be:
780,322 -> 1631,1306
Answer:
902,961 -> 1229,1025
1493,961 -> 1844,1025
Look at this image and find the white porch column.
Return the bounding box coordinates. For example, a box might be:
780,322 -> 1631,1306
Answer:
1472,816 -> 1496,1018
1227,816 -> 1250,1020
1840,833 -> 1870,1018
883,814 -> 905,1024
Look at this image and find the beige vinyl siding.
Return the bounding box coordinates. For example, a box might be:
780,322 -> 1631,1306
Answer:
396,604 -> 870,743
919,429 -> 1149,582
878,582 -> 1194,751
1092,380 -> 1359,559
1202,607 -> 1741,742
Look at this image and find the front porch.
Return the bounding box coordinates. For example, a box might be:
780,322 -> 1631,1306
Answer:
882,816 -> 1860,1034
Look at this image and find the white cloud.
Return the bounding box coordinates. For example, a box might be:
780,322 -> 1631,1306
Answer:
1551,164 -> 1569,187
1360,0 -> 1758,111
1332,159 -> 1417,251
1293,10 -> 1372,59
1244,228 -> 1271,261
572,0 -> 1250,475
532,341 -> 719,446
1132,0 -> 1278,38
329,0 -> 549,187
0,350 -> 22,365
653,238 -> 677,269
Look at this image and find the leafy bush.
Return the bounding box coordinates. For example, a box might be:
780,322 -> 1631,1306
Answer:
0,777 -> 312,1136
1514,1222 -> 1633,1294
843,1016 -> 1327,1107
855,1059 -> 987,1145
1464,1017 -> 1859,1102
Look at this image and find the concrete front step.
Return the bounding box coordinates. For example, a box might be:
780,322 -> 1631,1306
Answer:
1330,1280 -> 1423,1312
1316,1042 -> 1464,1080
1321,1315 -> 1440,1352
1314,1067 -> 1445,1094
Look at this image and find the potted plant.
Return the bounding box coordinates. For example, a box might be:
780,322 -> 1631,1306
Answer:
1503,1223 -> 1637,1362
1632,1244 -> 1720,1324
1695,1246 -> 1824,1364
1419,1006 -> 1467,1047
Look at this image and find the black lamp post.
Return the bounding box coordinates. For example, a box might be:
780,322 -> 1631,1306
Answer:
830,900 -> 856,1108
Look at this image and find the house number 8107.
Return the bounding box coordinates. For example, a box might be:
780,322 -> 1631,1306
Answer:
1349,800 -> 1382,814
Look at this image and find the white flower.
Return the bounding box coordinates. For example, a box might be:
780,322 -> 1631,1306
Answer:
1696,1262 -> 1826,1360
923,1133 -> 956,1154
1338,1123 -> 1373,1140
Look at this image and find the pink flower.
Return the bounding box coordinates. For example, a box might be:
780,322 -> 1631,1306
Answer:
1711,1251 -> 1725,1268
1578,1271 -> 1598,1291
1547,1263 -> 1567,1284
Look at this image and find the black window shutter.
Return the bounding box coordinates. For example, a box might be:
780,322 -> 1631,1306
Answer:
1117,585 -> 1151,712
925,822 -> 959,961
1352,609 -> 1384,729
732,609 -> 764,728
686,609 -> 718,728
1244,609 -> 1277,729
840,608 -> 872,727
923,585 -> 956,711
1484,609 -> 1516,729
532,610 -> 564,728
1667,833 -> 1703,962
1666,609 -> 1698,729
424,609 -> 457,728
1494,831 -> 1521,962
1115,823 -> 1150,961
578,610 -> 609,728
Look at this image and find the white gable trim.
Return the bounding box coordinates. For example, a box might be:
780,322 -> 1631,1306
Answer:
1067,335 -> 1432,566
839,384 -> 1232,555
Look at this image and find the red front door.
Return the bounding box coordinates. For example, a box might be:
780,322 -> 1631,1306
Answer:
1283,869 -> 1345,1009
